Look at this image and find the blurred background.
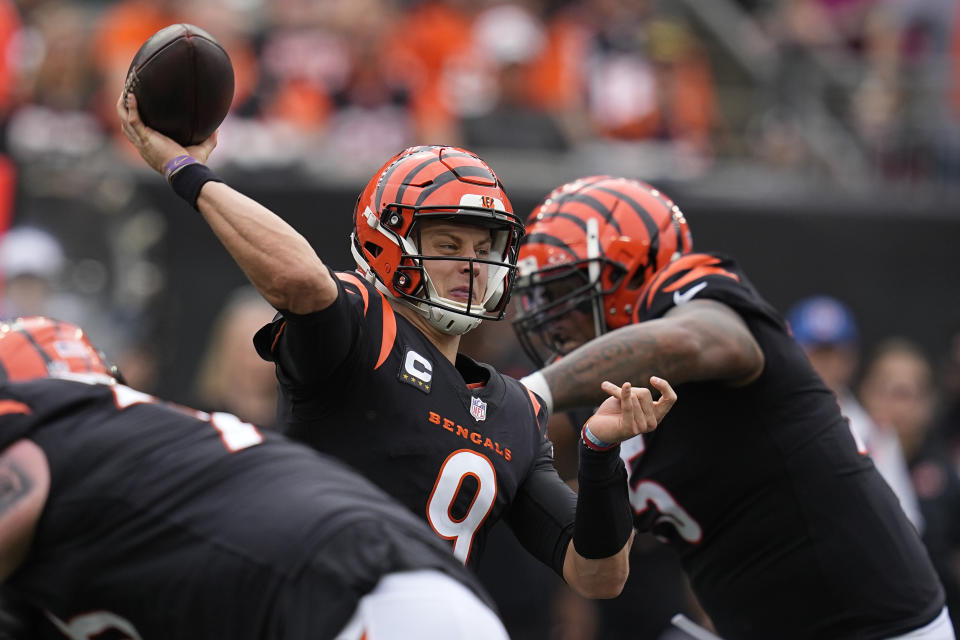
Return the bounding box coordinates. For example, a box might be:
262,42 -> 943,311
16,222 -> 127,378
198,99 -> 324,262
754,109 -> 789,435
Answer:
0,0 -> 959,637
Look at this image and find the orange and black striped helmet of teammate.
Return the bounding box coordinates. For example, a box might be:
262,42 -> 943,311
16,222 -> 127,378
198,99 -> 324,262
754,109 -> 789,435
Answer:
512,176 -> 692,366
0,316 -> 121,383
350,145 -> 525,335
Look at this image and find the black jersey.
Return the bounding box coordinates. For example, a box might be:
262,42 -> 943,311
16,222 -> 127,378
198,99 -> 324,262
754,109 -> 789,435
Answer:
0,375 -> 492,640
625,253 -> 944,639
254,271 -> 575,572
909,443 -> 960,630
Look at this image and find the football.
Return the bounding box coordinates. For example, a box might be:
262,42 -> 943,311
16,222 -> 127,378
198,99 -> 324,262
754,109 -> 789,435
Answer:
124,24 -> 234,146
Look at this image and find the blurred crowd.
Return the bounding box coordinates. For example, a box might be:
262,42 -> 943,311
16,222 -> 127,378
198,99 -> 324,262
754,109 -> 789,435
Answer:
0,0 -> 955,181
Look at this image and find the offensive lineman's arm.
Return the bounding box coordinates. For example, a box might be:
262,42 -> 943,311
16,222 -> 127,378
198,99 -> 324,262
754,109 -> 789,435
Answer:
0,440 -> 49,582
527,300 -> 763,413
117,93 -> 337,314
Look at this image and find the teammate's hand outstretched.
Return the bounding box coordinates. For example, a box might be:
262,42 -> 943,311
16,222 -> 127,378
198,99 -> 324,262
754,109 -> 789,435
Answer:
586,377 -> 676,445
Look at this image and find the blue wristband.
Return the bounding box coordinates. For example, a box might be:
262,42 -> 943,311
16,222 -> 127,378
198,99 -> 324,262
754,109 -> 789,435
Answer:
582,421 -> 616,451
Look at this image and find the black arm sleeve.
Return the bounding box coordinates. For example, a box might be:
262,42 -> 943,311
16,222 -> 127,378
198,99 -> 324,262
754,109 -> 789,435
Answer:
573,441 -> 633,559
505,438 -> 577,578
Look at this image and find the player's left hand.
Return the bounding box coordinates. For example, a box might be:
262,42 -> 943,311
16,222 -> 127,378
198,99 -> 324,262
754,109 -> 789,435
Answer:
587,377 -> 677,444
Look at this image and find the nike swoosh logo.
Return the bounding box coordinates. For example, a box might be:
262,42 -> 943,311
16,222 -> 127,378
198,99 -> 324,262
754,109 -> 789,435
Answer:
672,282 -> 707,306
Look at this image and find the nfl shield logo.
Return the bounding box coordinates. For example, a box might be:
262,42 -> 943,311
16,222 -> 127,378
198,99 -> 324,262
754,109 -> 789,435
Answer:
470,396 -> 487,422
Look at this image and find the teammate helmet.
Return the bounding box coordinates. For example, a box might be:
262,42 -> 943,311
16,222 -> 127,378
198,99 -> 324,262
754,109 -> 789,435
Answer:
513,176 -> 693,366
0,317 -> 120,383
351,145 -> 524,335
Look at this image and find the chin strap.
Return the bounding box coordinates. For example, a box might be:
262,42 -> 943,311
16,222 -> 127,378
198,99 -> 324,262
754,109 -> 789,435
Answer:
372,281 -> 482,336
423,302 -> 482,335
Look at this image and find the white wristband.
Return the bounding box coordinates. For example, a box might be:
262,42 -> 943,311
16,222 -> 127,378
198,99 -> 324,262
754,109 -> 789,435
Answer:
520,371 -> 554,415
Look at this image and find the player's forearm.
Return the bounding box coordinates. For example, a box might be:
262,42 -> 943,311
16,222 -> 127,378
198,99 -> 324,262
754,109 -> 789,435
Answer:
0,440 -> 49,583
563,441 -> 633,598
563,531 -> 634,599
540,320 -> 697,412
536,306 -> 763,413
197,182 -> 337,314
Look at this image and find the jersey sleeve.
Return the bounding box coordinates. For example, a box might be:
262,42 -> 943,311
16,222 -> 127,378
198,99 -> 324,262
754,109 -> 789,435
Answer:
503,432 -> 577,578
253,270 -> 392,392
635,252 -> 784,328
0,390 -> 35,452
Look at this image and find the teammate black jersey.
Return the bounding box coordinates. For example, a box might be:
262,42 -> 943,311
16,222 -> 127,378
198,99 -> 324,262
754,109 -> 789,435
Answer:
0,376 -> 492,640
254,270 -> 575,572
624,253 -> 944,639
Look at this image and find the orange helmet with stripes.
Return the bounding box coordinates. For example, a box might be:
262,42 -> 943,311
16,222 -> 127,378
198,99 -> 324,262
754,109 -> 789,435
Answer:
513,176 -> 692,365
350,145 -> 524,335
0,317 -> 119,383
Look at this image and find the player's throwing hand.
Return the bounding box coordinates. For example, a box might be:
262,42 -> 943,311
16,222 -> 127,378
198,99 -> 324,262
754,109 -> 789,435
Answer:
117,92 -> 218,173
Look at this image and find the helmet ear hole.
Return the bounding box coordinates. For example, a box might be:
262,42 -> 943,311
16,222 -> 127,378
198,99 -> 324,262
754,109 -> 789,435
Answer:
394,271 -> 411,292
607,265 -> 628,288
394,258 -> 422,294
394,271 -> 416,293
625,267 -> 648,291
383,210 -> 404,230
364,242 -> 383,258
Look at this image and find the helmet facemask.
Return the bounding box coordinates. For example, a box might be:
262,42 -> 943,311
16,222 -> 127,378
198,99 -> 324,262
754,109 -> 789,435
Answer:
513,252 -> 628,368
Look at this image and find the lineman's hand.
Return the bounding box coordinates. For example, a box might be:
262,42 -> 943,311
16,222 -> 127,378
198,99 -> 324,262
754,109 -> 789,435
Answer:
116,92 -> 217,174
586,377 -> 677,445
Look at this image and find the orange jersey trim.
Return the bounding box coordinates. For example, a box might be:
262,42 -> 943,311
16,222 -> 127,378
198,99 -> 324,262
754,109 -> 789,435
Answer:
0,399 -> 31,416
525,387 -> 543,431
336,272 -> 370,315
375,290 -> 397,370
466,381 -> 486,390
270,320 -> 287,353
643,254 -> 739,309
328,272 -> 396,370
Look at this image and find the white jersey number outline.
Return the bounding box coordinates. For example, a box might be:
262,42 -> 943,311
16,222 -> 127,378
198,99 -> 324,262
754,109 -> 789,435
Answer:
47,610 -> 142,640
106,381 -> 263,452
427,449 -> 498,563
620,436 -> 703,544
